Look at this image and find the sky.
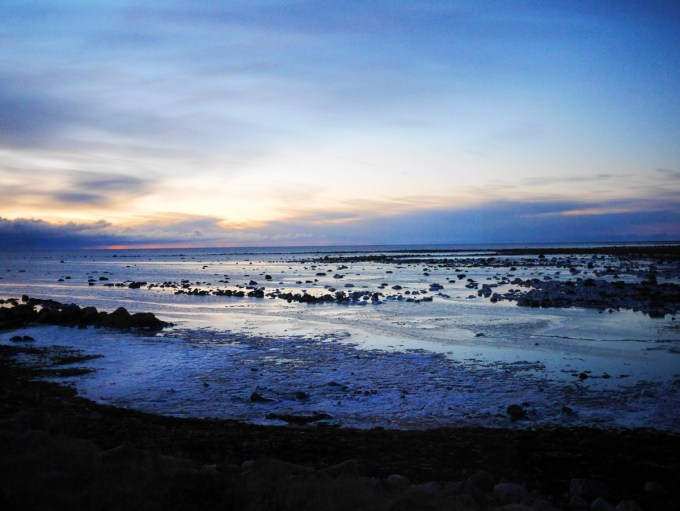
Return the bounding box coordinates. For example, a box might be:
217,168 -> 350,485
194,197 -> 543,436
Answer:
1,1 -> 679,249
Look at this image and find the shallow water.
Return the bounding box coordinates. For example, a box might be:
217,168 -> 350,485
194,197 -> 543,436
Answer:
1,246 -> 679,430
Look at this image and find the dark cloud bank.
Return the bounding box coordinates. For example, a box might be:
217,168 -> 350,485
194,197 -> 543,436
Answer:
1,200 -> 677,250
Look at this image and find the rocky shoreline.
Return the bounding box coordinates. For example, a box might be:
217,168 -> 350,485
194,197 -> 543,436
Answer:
0,296 -> 168,331
60,244 -> 680,316
1,342 -> 679,510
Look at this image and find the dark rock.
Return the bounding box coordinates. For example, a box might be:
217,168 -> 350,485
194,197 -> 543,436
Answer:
506,404 -> 526,419
317,459 -> 359,478
493,482 -> 528,504
590,497 -> 616,511
386,474 -> 410,488
569,478 -> 614,502
643,481 -> 667,496
467,469 -> 496,492
249,392 -> 273,403
265,412 -> 332,425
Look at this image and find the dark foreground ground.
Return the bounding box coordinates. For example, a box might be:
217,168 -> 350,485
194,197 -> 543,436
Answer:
1,345 -> 678,511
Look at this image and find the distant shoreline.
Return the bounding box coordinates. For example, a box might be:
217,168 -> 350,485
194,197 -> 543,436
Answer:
1,241 -> 679,255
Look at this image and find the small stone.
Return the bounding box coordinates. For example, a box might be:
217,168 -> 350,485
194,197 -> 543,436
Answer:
317,460 -> 359,478
386,474 -> 410,488
467,469 -> 496,492
570,495 -> 590,510
506,404 -> 526,419
615,500 -> 644,511
570,479 -> 613,502
643,481 -> 667,496
249,392 -> 273,403
590,497 -> 616,511
415,481 -> 442,494
493,482 -> 528,504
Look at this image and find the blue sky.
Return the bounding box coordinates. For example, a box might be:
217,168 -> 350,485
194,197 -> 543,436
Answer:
1,1 -> 679,248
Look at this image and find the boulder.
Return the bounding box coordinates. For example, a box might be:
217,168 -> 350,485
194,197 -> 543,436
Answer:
506,404 -> 526,419
386,474 -> 410,488
493,482 -> 528,504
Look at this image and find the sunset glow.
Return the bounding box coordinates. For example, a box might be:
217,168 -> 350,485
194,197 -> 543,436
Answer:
1,1 -> 678,248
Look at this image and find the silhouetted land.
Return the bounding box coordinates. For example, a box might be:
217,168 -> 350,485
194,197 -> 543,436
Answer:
1,344 -> 678,510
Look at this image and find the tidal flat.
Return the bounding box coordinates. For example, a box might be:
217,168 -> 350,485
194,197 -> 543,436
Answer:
1,244 -> 679,509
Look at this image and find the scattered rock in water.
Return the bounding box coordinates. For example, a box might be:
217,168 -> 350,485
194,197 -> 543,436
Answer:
265,412 -> 332,425
249,392 -> 274,403
9,335 -> 34,342
506,404 -> 526,419
561,405 -> 576,416
0,297 -> 169,331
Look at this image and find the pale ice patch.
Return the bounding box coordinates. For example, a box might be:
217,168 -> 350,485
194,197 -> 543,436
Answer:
3,324 -> 679,430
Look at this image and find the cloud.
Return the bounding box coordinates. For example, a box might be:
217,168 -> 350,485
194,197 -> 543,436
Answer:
0,75 -> 77,149
0,168 -> 153,210
1,196 -> 677,250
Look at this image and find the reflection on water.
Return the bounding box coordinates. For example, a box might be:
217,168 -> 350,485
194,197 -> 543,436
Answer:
1,246 -> 678,430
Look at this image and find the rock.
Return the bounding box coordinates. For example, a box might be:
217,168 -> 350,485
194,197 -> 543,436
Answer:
615,501 -> 644,511
643,481 -> 667,496
317,459 -> 359,478
569,495 -> 590,510
506,404 -> 526,419
130,312 -> 165,329
531,498 -> 561,511
100,444 -> 146,464
386,474 -> 410,488
265,412 -> 331,425
442,480 -> 488,509
79,306 -> 99,324
415,481 -> 442,494
570,479 -> 613,502
243,458 -> 313,477
10,335 -> 25,342
493,482 -> 529,504
590,497 -> 616,511
249,392 -> 273,403
467,469 -> 496,492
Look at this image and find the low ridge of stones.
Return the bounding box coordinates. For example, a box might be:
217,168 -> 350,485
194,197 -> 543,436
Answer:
0,296 -> 169,331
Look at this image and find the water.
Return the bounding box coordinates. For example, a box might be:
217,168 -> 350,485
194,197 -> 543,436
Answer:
1,244 -> 679,430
